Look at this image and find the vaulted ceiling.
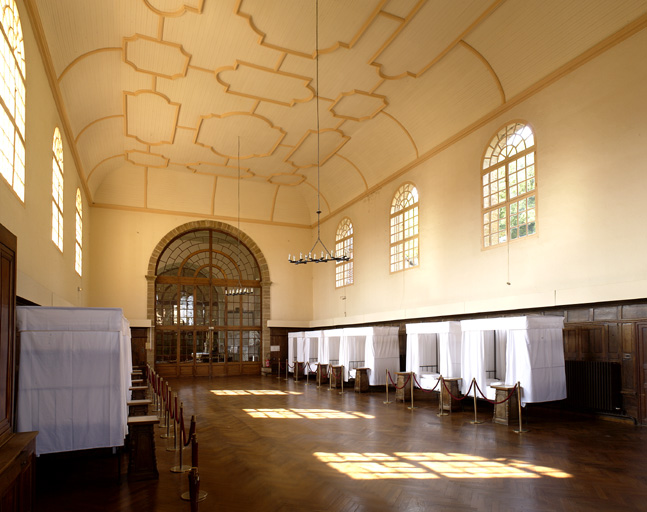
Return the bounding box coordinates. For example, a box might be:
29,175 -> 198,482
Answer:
26,0 -> 647,227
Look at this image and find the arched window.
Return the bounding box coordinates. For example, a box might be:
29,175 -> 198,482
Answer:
154,229 -> 262,375
482,122 -> 536,248
52,127 -> 64,251
335,217 -> 353,288
0,0 -> 25,201
75,188 -> 82,276
390,183 -> 418,273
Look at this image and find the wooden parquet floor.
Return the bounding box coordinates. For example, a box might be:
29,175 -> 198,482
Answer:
34,374 -> 647,512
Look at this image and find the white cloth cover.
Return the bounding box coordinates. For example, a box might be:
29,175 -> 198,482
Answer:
16,307 -> 132,455
287,331 -> 305,373
320,329 -> 342,365
406,322 -> 462,388
303,331 -> 322,373
339,326 -> 399,385
460,316 -> 566,405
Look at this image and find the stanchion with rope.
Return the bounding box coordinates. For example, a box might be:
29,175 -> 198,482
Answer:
170,406 -> 194,473
438,377 -> 474,417
470,380 -> 522,429
166,392 -> 180,451
513,382 -> 528,434
383,369 -> 392,404
161,385 -> 172,439
469,378 -> 484,424
407,371 -> 416,410
181,433 -> 208,504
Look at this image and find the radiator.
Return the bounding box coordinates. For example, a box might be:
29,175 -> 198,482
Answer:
565,360 -> 622,413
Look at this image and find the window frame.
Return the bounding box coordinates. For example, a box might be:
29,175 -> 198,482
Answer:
75,188 -> 82,276
481,121 -> 537,249
390,182 -> 419,273
0,0 -> 26,201
335,217 -> 354,288
51,127 -> 64,252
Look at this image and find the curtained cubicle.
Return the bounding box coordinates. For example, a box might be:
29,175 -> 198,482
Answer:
460,316 -> 566,405
339,326 -> 400,385
16,307 -> 132,455
406,321 -> 462,389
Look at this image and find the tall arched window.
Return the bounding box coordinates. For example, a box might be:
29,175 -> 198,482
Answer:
0,0 -> 25,201
154,229 -> 262,377
75,188 -> 82,276
52,127 -> 64,251
390,183 -> 418,273
482,122 -> 536,248
335,217 -> 353,288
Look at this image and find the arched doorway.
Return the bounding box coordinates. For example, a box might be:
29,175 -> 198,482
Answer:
147,222 -> 270,378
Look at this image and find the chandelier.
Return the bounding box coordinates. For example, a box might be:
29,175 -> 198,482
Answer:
288,0 -> 349,266
226,137 -> 253,295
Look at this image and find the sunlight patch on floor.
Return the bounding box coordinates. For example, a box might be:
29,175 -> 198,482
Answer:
210,390 -> 302,396
314,452 -> 572,480
243,408 -> 375,419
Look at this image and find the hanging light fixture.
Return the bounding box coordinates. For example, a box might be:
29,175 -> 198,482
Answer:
288,0 -> 349,266
226,137 -> 253,296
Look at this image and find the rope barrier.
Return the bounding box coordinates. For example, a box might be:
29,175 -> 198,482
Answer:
385,370 -> 411,390
412,373 -> 441,393
472,380 -> 518,405
441,376 -> 474,402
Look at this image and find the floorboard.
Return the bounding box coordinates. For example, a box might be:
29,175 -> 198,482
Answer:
34,374 -> 647,511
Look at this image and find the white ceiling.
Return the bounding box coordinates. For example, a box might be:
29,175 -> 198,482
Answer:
26,0 -> 647,227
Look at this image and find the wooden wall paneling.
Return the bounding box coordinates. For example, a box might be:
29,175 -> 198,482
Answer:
635,323 -> 647,424
563,327 -> 580,360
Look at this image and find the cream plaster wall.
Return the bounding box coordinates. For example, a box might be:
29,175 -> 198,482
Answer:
87,208 -> 313,324
308,28 -> 647,326
0,0 -> 89,308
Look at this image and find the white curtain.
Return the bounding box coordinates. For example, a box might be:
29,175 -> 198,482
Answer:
461,316 -> 566,404
407,322 -> 461,387
16,306 -> 131,455
287,332 -> 304,373
505,317 -> 566,405
340,327 -> 368,381
304,331 -> 322,372
364,326 -> 399,385
320,330 -> 342,365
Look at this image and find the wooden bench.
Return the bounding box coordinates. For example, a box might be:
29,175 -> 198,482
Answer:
127,415 -> 160,481
129,386 -> 148,400
127,399 -> 152,417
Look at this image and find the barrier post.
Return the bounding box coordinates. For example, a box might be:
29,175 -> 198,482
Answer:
383,369 -> 392,404
170,406 -> 192,473
167,392 -> 179,451
157,378 -> 165,427
437,376 -> 448,416
407,372 -> 416,410
513,382 -> 528,434
161,386 -> 172,438
470,378 -> 483,424
181,434 -> 208,503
